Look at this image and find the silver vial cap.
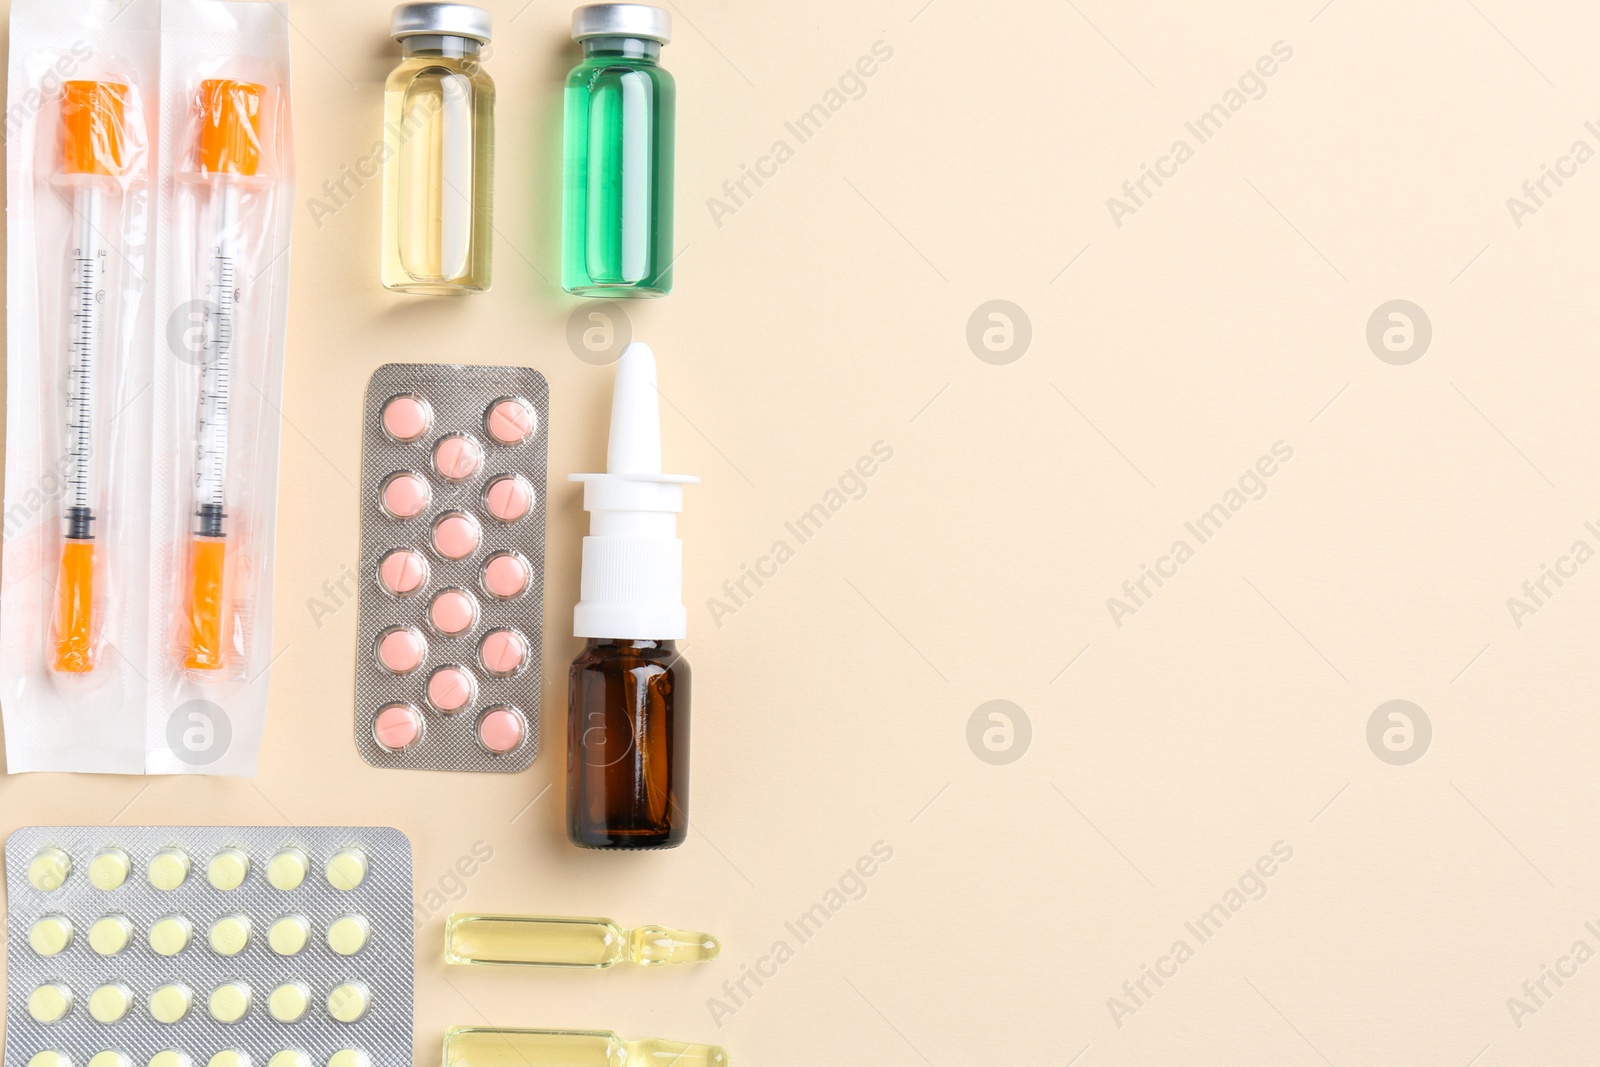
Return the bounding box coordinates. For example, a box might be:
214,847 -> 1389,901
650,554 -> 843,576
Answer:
391,3 -> 492,44
571,3 -> 671,44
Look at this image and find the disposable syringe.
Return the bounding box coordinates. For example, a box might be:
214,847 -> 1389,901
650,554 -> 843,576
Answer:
182,79 -> 262,671
52,81 -> 130,674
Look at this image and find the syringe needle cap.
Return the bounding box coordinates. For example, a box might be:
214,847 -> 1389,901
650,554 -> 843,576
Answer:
196,79 -> 264,177
61,81 -> 130,177
52,540 -> 96,673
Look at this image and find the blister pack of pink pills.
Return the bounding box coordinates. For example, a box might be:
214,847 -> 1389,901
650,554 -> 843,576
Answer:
354,364 -> 548,772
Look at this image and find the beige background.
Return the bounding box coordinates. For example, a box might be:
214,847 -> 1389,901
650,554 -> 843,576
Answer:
5,0 -> 1600,1063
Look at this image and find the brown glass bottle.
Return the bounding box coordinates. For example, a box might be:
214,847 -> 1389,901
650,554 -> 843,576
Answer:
567,637 -> 690,849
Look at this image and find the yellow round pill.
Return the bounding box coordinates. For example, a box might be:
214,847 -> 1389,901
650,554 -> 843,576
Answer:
326,915 -> 369,957
208,1053 -> 248,1067
148,849 -> 191,891
88,850 -> 131,891
266,849 -> 308,891
209,914 -> 251,956
209,982 -> 251,1023
29,914 -> 74,956
324,849 -> 368,891
208,848 -> 251,891
325,983 -> 369,1024
267,1053 -> 308,1067
148,1051 -> 192,1067
327,1053 -> 369,1067
88,915 -> 132,956
148,915 -> 192,956
29,1052 -> 70,1067
28,848 -> 72,891
148,983 -> 192,1024
88,983 -> 133,1024
87,849 -> 131,891
28,982 -> 72,1023
267,915 -> 309,956
267,982 -> 310,1023
88,1052 -> 129,1067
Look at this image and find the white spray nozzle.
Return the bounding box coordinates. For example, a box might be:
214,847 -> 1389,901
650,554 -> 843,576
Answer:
607,342 -> 663,475
570,342 -> 698,641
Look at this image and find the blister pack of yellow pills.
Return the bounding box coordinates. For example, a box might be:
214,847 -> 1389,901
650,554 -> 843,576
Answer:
5,827 -> 413,1067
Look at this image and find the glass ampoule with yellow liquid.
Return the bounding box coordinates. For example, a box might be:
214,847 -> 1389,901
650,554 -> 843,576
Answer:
445,913 -> 719,968
446,1027 -> 726,1067
382,3 -> 494,294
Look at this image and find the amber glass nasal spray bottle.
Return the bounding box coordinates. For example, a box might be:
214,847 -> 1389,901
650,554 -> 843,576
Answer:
568,343 -> 699,849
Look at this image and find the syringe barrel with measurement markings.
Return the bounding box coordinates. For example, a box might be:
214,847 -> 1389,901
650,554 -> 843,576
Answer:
51,80 -> 130,675
181,79 -> 262,672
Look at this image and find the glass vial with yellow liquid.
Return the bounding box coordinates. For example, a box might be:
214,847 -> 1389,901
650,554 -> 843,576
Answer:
444,913 -> 720,968
382,3 -> 494,293
445,1027 -> 726,1067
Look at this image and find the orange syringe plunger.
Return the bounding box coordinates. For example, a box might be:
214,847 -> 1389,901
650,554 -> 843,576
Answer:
196,79 -> 263,177
61,80 -> 130,177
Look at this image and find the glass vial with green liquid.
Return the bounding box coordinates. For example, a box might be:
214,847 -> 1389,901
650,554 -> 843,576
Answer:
562,4 -> 675,297
382,3 -> 494,294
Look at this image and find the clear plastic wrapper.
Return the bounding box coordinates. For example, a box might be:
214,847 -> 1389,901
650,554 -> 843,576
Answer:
155,15 -> 294,711
1,0 -> 295,775
2,0 -> 158,769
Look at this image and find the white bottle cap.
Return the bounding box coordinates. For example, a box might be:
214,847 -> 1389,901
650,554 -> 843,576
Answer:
571,343 -> 698,640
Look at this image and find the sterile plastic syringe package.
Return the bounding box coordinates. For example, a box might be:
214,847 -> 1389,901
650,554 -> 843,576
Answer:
1,0 -> 295,775
4,826 -> 414,1067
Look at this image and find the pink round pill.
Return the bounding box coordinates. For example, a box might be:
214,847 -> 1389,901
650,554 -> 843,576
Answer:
483,474 -> 533,523
382,472 -> 431,519
433,434 -> 483,482
374,703 -> 423,751
477,706 -> 526,755
427,665 -> 475,714
382,394 -> 432,442
429,588 -> 477,636
479,629 -> 528,676
486,398 -> 536,446
482,552 -> 529,599
432,512 -> 480,560
378,548 -> 428,596
377,626 -> 426,674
